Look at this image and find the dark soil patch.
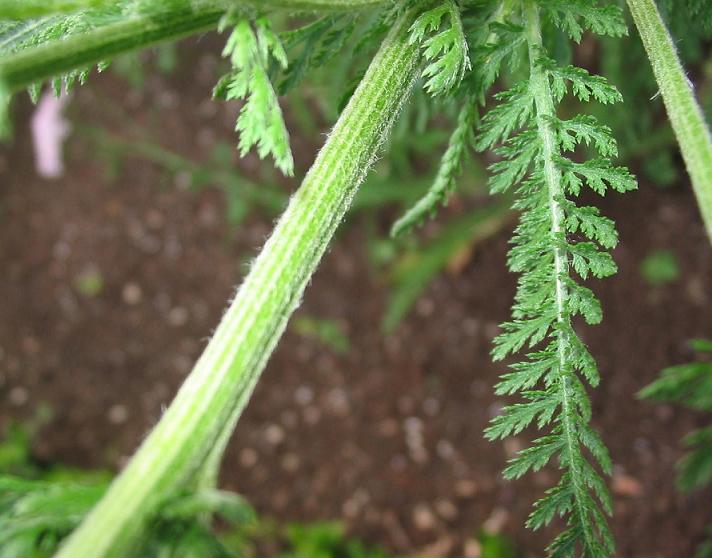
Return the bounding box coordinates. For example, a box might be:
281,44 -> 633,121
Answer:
1,39 -> 711,558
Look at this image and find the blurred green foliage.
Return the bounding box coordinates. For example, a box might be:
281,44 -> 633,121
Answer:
292,316 -> 350,354
641,339 -> 712,558
0,418 -> 254,558
640,250 -> 680,287
478,530 -> 518,558
0,418 -> 521,557
280,522 -> 390,558
72,267 -> 105,297
383,202 -> 511,333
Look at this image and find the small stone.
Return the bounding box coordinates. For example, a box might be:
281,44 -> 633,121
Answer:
455,479 -> 478,498
122,283 -> 143,305
342,497 -> 361,519
294,385 -> 314,406
420,537 -> 454,558
487,401 -> 505,419
464,539 -> 483,558
21,337 -> 40,355
8,386 -> 29,406
53,241 -> 71,261
413,503 -> 437,531
503,437 -> 524,459
397,396 -> 415,414
281,410 -> 299,429
416,297 -> 435,317
146,210 -> 165,229
271,489 -> 289,511
378,418 -> 399,437
484,321 -> 500,340
436,439 -> 455,461
404,416 -> 423,434
281,453 -> 300,472
172,354 -> 192,374
239,447 -> 258,468
686,276 -> 708,306
435,499 -> 458,521
655,404 -> 674,422
423,397 -> 441,417
108,404 -> 129,425
612,470 -> 643,497
264,424 -> 285,446
390,454 -> 408,472
174,171 -> 192,190
303,406 -> 321,425
463,318 -> 480,337
326,388 -> 350,416
167,306 -> 189,327
482,507 -> 509,534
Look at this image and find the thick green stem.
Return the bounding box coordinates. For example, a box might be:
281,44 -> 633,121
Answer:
56,7 -> 422,558
0,0 -> 390,19
0,6 -> 225,93
627,0 -> 712,243
525,3 -> 595,553
0,0 -> 109,18
0,0 -> 392,93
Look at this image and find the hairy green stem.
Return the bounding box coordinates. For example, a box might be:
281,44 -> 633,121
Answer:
56,7 -> 422,558
0,6 -> 225,93
0,0 -> 392,93
0,0 -> 391,19
525,2 -> 594,552
0,0 -> 109,18
627,0 -> 712,242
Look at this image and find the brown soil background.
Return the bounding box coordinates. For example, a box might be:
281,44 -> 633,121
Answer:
1,37 -> 712,558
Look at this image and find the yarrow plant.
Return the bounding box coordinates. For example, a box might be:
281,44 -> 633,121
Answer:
1,0 -> 712,557
477,3 -> 635,555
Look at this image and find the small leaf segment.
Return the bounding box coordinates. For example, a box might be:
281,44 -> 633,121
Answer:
640,339 -> 712,493
479,1 -> 634,556
640,339 -> 712,557
390,0 -> 474,237
391,1 -> 510,237
216,11 -> 294,176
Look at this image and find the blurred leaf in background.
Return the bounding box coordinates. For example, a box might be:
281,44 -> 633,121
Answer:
383,202 -> 512,334
640,249 -> 680,287
280,522 -> 391,558
292,316 -> 350,355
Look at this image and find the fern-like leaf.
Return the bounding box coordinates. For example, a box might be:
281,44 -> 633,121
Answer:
640,339 -> 712,491
641,339 -> 712,557
390,2 -> 513,236
0,474 -> 254,556
390,98 -> 477,236
409,0 -> 470,96
481,2 -> 635,556
217,12 -> 294,175
278,14 -> 356,94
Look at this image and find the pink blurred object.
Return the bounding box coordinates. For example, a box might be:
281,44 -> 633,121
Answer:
31,91 -> 71,179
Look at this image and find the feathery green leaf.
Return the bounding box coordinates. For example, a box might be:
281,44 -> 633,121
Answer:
217,12 -> 294,175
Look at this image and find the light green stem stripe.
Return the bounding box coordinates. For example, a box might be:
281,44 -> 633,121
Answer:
0,0 -> 390,19
627,0 -> 712,243
56,7 -> 422,558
